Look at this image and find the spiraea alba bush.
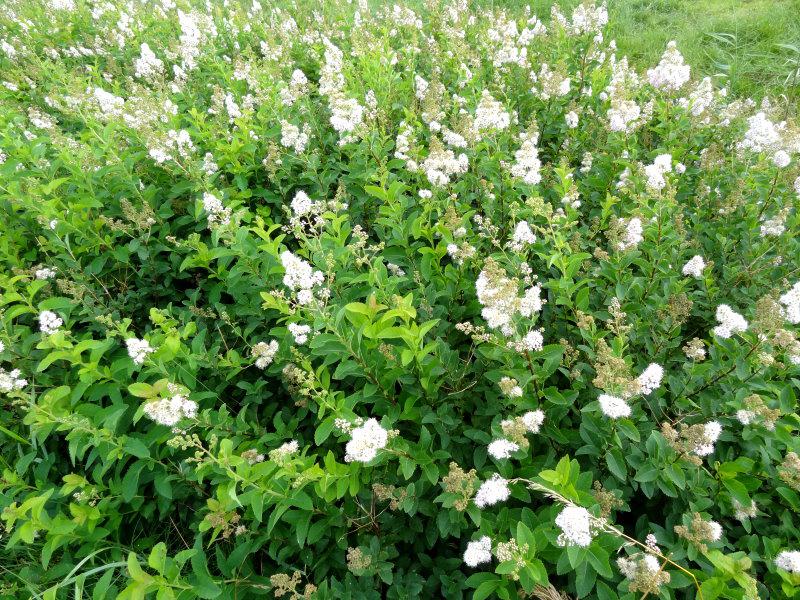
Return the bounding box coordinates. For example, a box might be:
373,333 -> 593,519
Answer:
1,0 -> 800,598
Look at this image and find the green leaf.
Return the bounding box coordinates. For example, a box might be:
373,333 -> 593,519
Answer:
587,544 -> 613,578
605,449 -> 627,481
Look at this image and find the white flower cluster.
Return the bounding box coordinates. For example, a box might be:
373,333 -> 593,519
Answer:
473,91 -> 511,135
779,282 -> 800,324
682,77 -> 717,117
532,63 -> 571,100
422,144 -> 469,187
280,120 -> 310,153
288,322 -> 311,345
270,440 -> 300,462
344,418 -> 388,463
475,267 -> 543,336
288,190 -> 347,232
775,550 -> 800,574
738,111 -> 783,154
760,213 -> 786,237
499,376 -> 523,398
279,69 -> 309,107
463,536 -> 492,567
0,368 -> 27,394
177,10 -> 206,71
252,340 -> 279,369
565,111 -> 579,128
694,421 -> 722,457
706,520 -> 723,542
39,310 -> 63,335
598,394 -> 631,419
618,217 -> 643,251
508,221 -> 536,252
143,393 -> 198,426
712,304 -> 748,339
521,409 -> 545,433
330,97 -> 365,136
508,328 -> 544,353
567,1 -> 608,35
290,191 -> 316,217
134,43 -> 164,81
487,439 -> 519,460
280,251 -> 325,305
35,266 -> 56,280
555,505 -> 595,547
126,338 -> 154,365
510,133 -> 542,185
617,553 -> 661,580
148,129 -> 195,165
201,192 -> 232,227
682,255 -> 706,278
442,129 -> 467,148
319,40 -> 364,144
637,363 -> 664,395
93,87 -> 125,118
608,100 -> 642,133
644,153 -> 673,191
474,474 -> 511,508
647,41 -> 690,92
486,15 -> 529,68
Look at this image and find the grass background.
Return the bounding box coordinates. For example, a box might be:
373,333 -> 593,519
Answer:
485,0 -> 800,102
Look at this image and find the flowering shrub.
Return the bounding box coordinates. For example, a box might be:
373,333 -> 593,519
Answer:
1,0 -> 800,598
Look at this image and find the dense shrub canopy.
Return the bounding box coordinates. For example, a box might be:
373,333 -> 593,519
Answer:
1,0 -> 800,598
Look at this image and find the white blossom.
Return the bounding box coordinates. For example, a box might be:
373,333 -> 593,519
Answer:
508,221 -> 536,251
565,111 -> 579,128
774,150 -> 791,168
281,251 -> 324,301
707,520 -> 723,542
344,418 -> 388,463
474,91 -> 511,134
598,394 -> 631,419
34,266 -> 57,280
713,304 -> 748,339
608,100 -> 642,133
487,439 -> 519,460
329,96 -> 364,135
291,191 -> 316,217
644,153 -> 673,191
682,255 -> 706,278
201,192 -> 231,227
522,409 -> 545,433
510,133 -> 542,185
0,368 -> 27,394
463,536 -> 492,567
694,421 -> 722,456
779,282 -> 800,324
776,551 -> 800,574
126,338 -> 154,365
637,363 -> 664,395
288,322 -> 311,345
474,474 -> 510,508
134,43 -> 164,80
738,111 -> 782,154
520,329 -> 544,352
252,340 -> 279,369
39,310 -> 63,335
280,120 -> 310,153
647,41 -> 690,91
555,505 -> 595,547
618,217 -> 643,250
143,394 -> 197,426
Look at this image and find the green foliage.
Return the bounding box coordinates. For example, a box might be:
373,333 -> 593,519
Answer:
0,0 -> 799,599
